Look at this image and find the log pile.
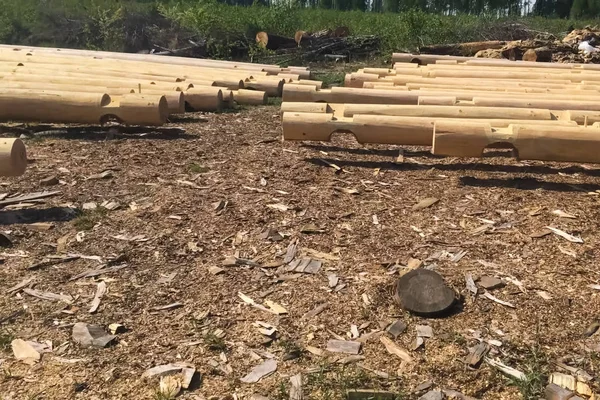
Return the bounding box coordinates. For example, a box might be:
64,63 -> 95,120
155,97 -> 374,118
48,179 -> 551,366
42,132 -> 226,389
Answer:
0,44 -> 318,127
281,55 -> 600,165
254,28 -> 379,62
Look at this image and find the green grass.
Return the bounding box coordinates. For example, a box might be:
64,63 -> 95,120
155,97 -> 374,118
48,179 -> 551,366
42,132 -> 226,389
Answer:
188,163 -> 210,174
73,208 -> 108,231
0,331 -> 14,351
304,363 -> 404,399
203,332 -> 227,352
508,347 -> 549,400
0,0 -> 597,60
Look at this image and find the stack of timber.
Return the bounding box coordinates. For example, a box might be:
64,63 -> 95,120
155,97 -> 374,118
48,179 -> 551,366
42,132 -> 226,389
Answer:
0,44 -> 319,127
281,56 -> 600,165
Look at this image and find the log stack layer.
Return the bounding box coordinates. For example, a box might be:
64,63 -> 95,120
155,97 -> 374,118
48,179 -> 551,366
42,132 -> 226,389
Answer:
0,44 -> 318,127
281,53 -> 600,164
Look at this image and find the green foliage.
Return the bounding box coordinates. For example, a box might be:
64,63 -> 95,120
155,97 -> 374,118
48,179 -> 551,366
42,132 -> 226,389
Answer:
0,0 -> 596,59
509,346 -> 549,400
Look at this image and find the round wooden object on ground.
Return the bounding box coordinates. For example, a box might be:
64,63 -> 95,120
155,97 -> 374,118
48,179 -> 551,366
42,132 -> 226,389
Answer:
0,138 -> 27,177
395,269 -> 455,316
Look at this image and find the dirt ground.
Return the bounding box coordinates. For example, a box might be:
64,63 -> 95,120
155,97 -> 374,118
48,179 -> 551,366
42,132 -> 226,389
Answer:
0,105 -> 599,400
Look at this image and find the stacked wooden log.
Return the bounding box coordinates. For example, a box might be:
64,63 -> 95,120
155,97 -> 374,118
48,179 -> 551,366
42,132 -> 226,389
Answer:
281,53 -> 600,165
0,44 -> 317,127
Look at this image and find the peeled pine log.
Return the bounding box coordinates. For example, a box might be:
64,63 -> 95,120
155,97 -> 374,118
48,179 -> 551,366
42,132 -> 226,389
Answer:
472,97 -> 600,112
382,74 -> 573,87
282,112 -> 575,145
135,91 -> 185,114
1,72 -> 192,92
184,87 -> 224,111
280,103 -> 555,120
0,81 -> 184,114
281,102 -> 331,114
392,53 -> 477,65
245,79 -> 284,97
106,94 -> 169,126
0,138 -> 27,176
0,44 -> 289,73
293,79 -> 324,89
0,91 -> 111,124
418,96 -> 456,105
0,91 -> 168,125
432,121 -> 600,164
283,86 -> 422,104
232,89 -> 268,105
419,41 -> 506,57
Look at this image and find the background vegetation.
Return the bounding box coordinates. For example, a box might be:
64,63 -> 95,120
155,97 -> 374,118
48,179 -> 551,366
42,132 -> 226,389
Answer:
0,0 -> 597,60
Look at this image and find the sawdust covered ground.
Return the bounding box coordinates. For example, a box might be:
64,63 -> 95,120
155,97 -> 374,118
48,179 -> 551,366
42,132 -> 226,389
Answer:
0,105 -> 599,400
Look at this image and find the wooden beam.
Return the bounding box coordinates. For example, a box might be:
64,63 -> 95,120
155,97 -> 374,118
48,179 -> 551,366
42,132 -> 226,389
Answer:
282,112 -> 575,145
432,121 -> 600,164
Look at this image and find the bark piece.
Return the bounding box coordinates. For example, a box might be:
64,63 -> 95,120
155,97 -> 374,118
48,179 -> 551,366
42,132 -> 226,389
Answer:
386,320 -> 407,339
416,325 -> 433,338
240,359 -> 277,383
89,281 -> 107,313
303,303 -> 328,320
380,336 -> 413,363
395,269 -> 455,316
478,276 -> 505,290
465,343 -> 489,368
545,383 -> 574,400
419,391 -> 443,400
290,373 -> 303,400
40,176 -> 59,186
327,339 -> 361,355
143,364 -> 184,379
72,322 -> 116,348
412,197 -> 439,211
23,288 -> 73,303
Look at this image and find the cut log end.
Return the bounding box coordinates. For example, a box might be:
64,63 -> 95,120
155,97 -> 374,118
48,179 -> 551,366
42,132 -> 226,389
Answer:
0,138 -> 27,177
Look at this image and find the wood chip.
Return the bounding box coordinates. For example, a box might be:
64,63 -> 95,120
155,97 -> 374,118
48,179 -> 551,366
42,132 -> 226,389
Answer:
537,291 -> 553,300
86,170 -> 113,180
485,358 -> 525,380
304,248 -> 340,261
305,346 -> 324,356
289,373 -> 303,400
209,266 -> 225,275
465,343 -> 489,368
380,336 -> 413,363
328,274 -> 339,288
150,303 -> 183,312
478,276 -> 505,290
530,229 -> 552,238
23,288 -> 73,303
11,339 -> 41,364
265,300 -> 287,315
240,359 -> 277,383
303,303 -> 328,319
546,226 -> 584,243
0,191 -> 59,208
6,277 -> 34,294
483,292 -> 515,308
89,281 -> 107,313
416,325 -> 433,338
465,273 -> 477,296
386,320 -> 407,339
72,322 -> 116,348
142,364 -> 185,379
552,209 -> 577,219
267,203 -> 289,212
412,197 -> 439,211
327,339 -> 361,355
